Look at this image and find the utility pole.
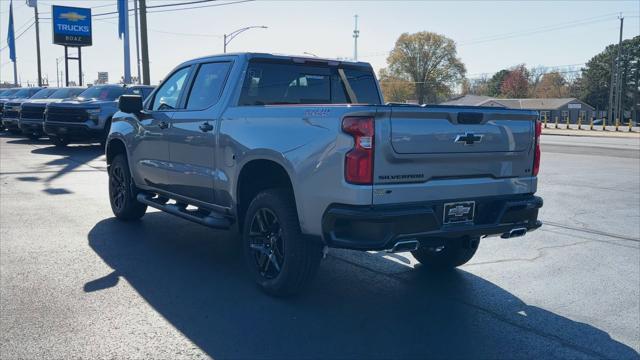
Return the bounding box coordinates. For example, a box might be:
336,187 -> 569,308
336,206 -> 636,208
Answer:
133,0 -> 142,84
122,0 -> 132,84
608,15 -> 624,123
139,0 -> 151,85
353,15 -> 359,61
615,16 -> 625,122
27,0 -> 43,86
56,58 -> 60,87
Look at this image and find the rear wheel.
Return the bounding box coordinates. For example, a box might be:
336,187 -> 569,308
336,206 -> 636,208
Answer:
109,154 -> 147,220
50,136 -> 69,148
243,188 -> 322,296
411,237 -> 480,269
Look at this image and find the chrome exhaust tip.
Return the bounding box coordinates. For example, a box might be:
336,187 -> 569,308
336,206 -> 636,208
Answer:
501,227 -> 528,239
387,240 -> 420,253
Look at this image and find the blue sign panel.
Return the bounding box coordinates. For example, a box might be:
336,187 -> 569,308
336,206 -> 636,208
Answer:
52,5 -> 92,47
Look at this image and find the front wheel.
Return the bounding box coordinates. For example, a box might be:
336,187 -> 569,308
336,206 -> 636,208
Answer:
108,154 -> 147,221
243,188 -> 323,297
411,237 -> 480,269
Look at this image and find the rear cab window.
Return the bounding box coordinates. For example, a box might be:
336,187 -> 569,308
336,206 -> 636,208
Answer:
238,59 -> 381,106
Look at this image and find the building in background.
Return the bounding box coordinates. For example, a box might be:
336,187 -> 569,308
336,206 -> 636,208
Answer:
96,72 -> 109,84
442,95 -> 596,123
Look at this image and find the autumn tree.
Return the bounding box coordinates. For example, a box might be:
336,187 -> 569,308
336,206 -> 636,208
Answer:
378,68 -> 415,103
533,72 -> 569,98
500,65 -> 530,98
383,31 -> 466,104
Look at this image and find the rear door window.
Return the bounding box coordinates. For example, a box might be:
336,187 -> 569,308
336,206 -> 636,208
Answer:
186,62 -> 232,110
238,60 -> 380,106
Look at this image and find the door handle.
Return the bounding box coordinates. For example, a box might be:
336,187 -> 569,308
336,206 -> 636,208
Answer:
158,121 -> 169,129
199,122 -> 214,132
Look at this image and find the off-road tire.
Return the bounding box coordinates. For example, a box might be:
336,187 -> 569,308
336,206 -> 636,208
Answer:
108,154 -> 147,221
411,237 -> 480,269
243,188 -> 323,297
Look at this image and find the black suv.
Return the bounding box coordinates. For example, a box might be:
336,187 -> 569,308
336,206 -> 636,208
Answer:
19,87 -> 86,139
44,84 -> 154,147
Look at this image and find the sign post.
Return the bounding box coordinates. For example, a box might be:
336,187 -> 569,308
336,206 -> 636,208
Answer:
51,5 -> 92,86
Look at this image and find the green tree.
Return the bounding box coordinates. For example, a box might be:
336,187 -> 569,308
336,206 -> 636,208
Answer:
579,35 -> 639,113
486,69 -> 509,97
383,31 -> 466,104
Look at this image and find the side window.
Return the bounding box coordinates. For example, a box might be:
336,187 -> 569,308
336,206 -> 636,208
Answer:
151,67 -> 190,111
186,62 -> 231,110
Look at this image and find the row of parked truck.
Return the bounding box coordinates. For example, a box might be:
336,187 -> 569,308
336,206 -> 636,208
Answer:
0,84 -> 154,147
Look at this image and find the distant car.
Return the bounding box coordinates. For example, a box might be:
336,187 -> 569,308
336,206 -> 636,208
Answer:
0,89 -> 20,131
44,84 -> 155,147
19,87 -> 86,139
1,87 -> 46,134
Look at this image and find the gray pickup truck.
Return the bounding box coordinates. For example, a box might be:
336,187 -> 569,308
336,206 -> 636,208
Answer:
106,53 -> 542,296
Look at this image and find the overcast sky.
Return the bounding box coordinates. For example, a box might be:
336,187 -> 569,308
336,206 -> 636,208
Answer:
0,0 -> 638,86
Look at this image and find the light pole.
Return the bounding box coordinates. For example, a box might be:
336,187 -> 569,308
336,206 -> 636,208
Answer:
223,26 -> 268,53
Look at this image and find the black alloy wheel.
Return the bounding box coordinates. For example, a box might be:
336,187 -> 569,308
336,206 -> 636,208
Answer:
248,208 -> 285,279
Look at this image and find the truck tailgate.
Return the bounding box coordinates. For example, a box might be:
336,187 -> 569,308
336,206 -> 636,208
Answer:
373,106 -> 538,203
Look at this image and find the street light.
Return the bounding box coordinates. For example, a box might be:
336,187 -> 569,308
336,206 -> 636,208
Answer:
223,26 -> 268,53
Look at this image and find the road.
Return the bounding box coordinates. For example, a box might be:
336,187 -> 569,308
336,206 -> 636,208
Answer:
1,133 -> 639,359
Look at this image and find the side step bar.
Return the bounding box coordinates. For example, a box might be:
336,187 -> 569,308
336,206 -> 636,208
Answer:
137,193 -> 231,229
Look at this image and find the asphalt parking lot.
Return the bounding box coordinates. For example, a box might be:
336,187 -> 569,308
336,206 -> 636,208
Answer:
1,133 -> 639,359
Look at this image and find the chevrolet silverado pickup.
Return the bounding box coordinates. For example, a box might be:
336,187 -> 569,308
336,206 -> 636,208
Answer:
106,53 -> 543,296
19,87 -> 86,139
1,87 -> 45,134
44,84 -> 154,147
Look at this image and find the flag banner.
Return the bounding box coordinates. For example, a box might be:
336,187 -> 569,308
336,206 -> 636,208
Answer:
7,0 -> 16,61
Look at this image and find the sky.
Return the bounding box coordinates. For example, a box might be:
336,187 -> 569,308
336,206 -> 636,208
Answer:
0,0 -> 638,86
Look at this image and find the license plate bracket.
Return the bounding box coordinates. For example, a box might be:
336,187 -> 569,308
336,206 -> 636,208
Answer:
443,201 -> 475,224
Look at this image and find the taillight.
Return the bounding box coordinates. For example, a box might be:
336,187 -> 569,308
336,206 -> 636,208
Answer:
342,116 -> 374,184
533,120 -> 542,176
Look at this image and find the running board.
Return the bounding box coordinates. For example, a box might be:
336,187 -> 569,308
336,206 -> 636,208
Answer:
136,193 -> 231,229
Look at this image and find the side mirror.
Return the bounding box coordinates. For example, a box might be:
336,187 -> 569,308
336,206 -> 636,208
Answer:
119,95 -> 143,114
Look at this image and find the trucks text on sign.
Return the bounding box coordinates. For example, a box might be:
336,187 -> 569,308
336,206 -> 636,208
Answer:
52,5 -> 92,47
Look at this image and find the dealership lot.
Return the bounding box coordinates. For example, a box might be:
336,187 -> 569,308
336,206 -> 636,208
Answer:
0,134 -> 638,359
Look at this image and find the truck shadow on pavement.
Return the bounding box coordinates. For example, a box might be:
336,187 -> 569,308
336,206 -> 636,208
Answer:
86,212 -> 640,359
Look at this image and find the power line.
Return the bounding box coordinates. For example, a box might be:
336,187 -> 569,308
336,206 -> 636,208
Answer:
92,0 -> 253,20
94,0 -> 220,16
356,13 -> 625,59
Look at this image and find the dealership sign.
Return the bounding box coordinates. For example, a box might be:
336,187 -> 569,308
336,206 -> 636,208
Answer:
52,5 -> 92,46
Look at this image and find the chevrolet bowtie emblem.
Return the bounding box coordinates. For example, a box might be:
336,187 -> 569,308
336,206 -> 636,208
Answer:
455,132 -> 483,145
448,205 -> 471,217
60,12 -> 86,22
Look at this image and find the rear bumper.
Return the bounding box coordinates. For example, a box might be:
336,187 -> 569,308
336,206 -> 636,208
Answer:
322,194 -> 543,251
44,122 -> 103,140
